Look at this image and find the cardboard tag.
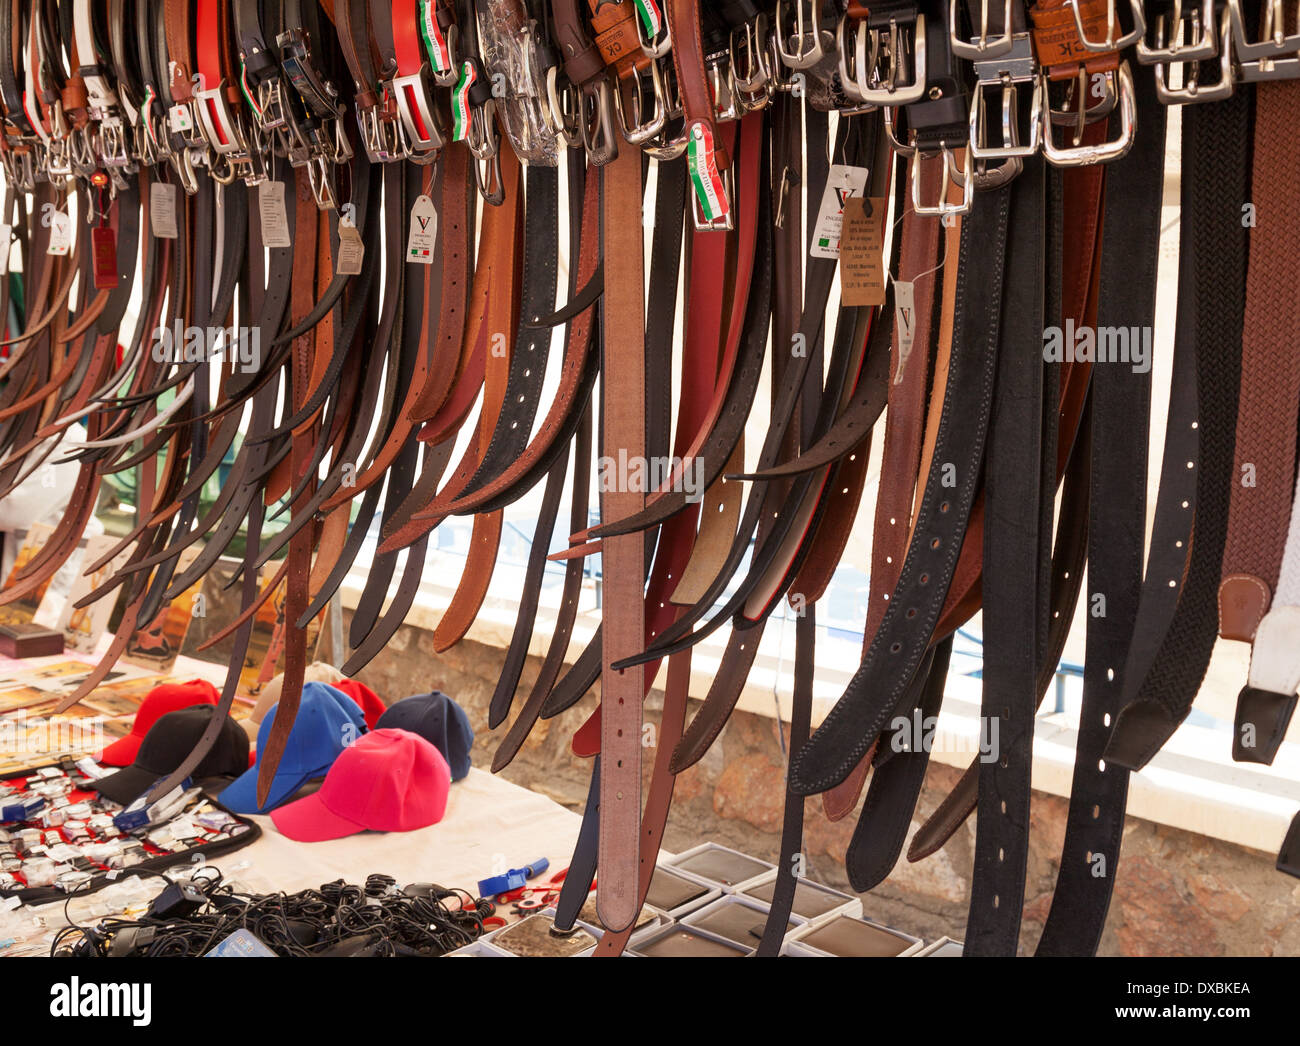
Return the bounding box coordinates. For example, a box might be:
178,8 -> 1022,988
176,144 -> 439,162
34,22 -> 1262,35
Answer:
259,181 -> 292,249
810,164 -> 869,259
168,102 -> 194,133
336,222 -> 364,275
92,226 -> 118,289
46,210 -> 71,256
407,194 -> 437,264
893,280 -> 917,382
839,197 -> 886,307
150,182 -> 179,239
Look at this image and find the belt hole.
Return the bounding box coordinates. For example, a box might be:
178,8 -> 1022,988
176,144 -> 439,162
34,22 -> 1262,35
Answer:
890,642 -> 902,654
1091,804 -> 1100,819
919,573 -> 930,585
930,537 -> 940,550
1097,758 -> 1106,772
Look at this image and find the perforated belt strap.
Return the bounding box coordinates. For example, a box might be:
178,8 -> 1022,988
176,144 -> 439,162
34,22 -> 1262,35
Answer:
596,143 -> 645,933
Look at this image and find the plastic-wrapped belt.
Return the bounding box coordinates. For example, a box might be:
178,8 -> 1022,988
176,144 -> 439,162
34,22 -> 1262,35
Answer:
1103,30 -> 1254,770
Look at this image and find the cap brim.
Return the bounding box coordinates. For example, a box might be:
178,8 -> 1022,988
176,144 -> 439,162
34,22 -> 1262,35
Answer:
93,764 -> 161,806
218,764 -> 317,815
270,791 -> 367,842
97,733 -> 144,767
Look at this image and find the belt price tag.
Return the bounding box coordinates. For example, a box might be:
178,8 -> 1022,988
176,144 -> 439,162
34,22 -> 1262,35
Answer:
168,103 -> 194,133
259,181 -> 293,249
892,280 -> 917,381
45,209 -> 71,256
407,194 -> 437,264
838,196 -> 886,306
810,164 -> 869,259
150,182 -> 179,239
91,227 -> 118,289
336,221 -> 364,276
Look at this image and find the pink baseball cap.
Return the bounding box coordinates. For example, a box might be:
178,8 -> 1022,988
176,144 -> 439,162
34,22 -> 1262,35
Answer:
98,679 -> 220,766
328,679 -> 385,729
270,728 -> 451,842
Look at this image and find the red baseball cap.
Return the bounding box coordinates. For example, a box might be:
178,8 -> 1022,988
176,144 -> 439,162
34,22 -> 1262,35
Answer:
328,679 -> 385,729
270,728 -> 450,842
97,679 -> 220,766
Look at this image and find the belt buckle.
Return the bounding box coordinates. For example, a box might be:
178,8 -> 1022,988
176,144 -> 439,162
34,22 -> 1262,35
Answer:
277,28 -> 342,121
614,59 -> 668,143
390,67 -> 446,157
1062,0 -> 1146,52
577,78 -> 620,166
731,16 -> 775,111
707,52 -> 742,122
543,67 -> 584,150
1230,0 -> 1300,80
969,34 -> 1041,160
1136,0 -> 1217,62
836,13 -> 880,112
358,102 -> 406,163
775,0 -> 832,69
1040,62 -> 1136,165
853,14 -> 928,105
465,97 -> 505,206
912,144 -> 974,218
949,0 -> 1016,59
194,83 -> 251,157
1153,6 -> 1235,99
634,0 -> 672,58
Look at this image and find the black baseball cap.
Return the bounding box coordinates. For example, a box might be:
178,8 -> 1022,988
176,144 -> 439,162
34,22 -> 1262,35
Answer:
375,692 -> 474,781
94,706 -> 250,806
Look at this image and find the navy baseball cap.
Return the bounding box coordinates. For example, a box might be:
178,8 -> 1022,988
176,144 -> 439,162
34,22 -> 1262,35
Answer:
220,682 -> 366,813
375,692 -> 474,781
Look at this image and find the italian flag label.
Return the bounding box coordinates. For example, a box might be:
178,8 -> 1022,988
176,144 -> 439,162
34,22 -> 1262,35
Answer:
634,0 -> 663,37
419,0 -> 451,74
451,61 -> 475,141
687,121 -> 729,224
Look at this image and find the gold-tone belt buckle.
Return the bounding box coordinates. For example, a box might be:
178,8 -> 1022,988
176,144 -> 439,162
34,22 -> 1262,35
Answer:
1040,62 -> 1136,165
1153,6 -> 1234,100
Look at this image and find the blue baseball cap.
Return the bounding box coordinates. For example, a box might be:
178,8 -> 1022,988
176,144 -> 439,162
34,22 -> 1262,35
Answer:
219,682 -> 366,813
375,691 -> 474,781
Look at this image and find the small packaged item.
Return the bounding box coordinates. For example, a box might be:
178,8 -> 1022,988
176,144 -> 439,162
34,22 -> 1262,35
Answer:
16,829 -> 42,852
195,810 -> 235,831
42,830 -> 61,847
37,768 -> 64,780
21,857 -> 59,886
63,821 -> 91,843
40,807 -> 67,828
1,795 -> 45,822
45,844 -> 81,863
55,870 -> 93,892
106,848 -> 144,870
64,802 -> 93,820
0,872 -> 17,890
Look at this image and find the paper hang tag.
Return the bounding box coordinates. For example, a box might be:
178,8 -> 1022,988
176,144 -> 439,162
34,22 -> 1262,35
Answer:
168,103 -> 194,134
46,210 -> 71,256
893,281 -> 917,382
259,180 -> 293,249
91,226 -> 118,289
839,196 -> 887,307
150,182 -> 179,239
336,222 -> 364,276
810,164 -> 869,259
407,194 -> 437,264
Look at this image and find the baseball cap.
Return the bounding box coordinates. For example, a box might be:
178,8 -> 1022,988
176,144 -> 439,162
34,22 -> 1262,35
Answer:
245,662 -> 346,739
220,683 -> 366,814
94,705 -> 250,806
328,679 -> 385,729
97,679 -> 219,766
270,728 -> 450,842
375,691 -> 474,780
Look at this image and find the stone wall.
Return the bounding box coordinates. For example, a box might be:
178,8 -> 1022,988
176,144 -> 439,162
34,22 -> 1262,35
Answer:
255,613 -> 1300,957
